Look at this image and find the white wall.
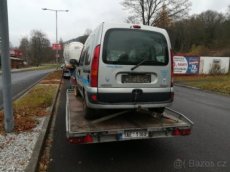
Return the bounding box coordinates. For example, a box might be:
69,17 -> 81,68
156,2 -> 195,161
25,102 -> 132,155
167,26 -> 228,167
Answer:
199,57 -> 230,74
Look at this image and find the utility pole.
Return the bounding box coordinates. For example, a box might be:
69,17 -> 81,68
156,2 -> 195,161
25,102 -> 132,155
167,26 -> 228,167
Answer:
56,11 -> 58,64
42,8 -> 69,64
0,0 -> 14,132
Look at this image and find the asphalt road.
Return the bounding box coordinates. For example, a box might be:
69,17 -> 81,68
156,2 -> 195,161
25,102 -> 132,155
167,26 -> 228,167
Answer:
0,69 -> 54,107
48,80 -> 230,172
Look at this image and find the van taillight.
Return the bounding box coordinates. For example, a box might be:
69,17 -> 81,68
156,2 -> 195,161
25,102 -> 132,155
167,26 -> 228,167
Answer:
90,45 -> 100,87
170,49 -> 174,87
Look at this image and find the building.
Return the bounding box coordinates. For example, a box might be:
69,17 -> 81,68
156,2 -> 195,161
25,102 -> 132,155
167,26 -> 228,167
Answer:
0,49 -> 24,69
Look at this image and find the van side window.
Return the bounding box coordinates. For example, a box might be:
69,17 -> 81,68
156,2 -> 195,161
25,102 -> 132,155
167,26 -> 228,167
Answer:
84,34 -> 94,65
83,47 -> 90,65
79,47 -> 86,66
84,48 -> 91,65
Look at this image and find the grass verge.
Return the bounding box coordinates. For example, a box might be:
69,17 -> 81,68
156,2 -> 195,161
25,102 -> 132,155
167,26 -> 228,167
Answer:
174,74 -> 230,95
32,64 -> 59,70
0,70 -> 62,135
19,64 -> 59,71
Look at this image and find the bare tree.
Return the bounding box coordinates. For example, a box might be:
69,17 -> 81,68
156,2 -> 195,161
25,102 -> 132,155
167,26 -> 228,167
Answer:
154,4 -> 172,28
226,5 -> 230,20
198,10 -> 225,48
30,30 -> 51,66
122,0 -> 191,26
198,10 -> 225,26
19,37 -> 30,63
168,9 -> 229,54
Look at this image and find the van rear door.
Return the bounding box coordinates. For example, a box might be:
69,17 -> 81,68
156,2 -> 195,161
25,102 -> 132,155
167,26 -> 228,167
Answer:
97,25 -> 172,103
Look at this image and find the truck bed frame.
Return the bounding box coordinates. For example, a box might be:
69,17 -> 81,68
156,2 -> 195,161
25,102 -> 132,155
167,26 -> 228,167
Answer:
66,89 -> 193,144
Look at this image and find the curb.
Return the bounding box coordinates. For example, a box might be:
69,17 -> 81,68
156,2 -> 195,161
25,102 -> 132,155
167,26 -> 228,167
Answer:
0,71 -> 52,110
174,83 -> 202,90
175,83 -> 230,97
25,74 -> 63,172
0,68 -> 38,75
0,66 -> 57,75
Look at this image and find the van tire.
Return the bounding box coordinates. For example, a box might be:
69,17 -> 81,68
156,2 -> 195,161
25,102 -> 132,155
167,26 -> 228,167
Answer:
148,107 -> 165,114
83,97 -> 97,120
84,107 -> 96,120
74,87 -> 80,97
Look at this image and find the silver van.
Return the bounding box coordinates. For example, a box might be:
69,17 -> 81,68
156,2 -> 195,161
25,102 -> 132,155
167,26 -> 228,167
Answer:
76,22 -> 174,119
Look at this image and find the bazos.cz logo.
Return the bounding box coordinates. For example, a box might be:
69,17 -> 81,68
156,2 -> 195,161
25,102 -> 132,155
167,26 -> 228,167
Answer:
174,159 -> 185,169
173,159 -> 227,169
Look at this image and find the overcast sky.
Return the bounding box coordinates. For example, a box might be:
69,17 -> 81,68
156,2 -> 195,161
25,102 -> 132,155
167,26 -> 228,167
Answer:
7,0 -> 230,47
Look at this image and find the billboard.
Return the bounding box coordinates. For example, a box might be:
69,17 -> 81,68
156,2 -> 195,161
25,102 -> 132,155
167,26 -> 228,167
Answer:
52,44 -> 62,50
173,56 -> 200,74
10,49 -> 23,57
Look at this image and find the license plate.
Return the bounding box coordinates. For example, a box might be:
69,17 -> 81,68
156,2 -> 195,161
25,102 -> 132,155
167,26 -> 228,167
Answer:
123,130 -> 149,139
122,74 -> 151,83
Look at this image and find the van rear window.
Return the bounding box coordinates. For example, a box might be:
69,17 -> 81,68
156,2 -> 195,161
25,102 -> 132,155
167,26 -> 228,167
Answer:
103,29 -> 169,65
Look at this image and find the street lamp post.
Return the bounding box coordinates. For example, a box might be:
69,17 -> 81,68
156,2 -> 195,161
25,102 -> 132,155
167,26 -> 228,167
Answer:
0,0 -> 14,132
42,8 -> 68,64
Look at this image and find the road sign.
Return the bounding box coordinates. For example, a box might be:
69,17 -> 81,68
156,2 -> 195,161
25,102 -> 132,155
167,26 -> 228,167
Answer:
52,43 -> 62,50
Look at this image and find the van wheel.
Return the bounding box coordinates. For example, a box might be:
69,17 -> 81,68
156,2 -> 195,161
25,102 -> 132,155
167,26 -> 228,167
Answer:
84,107 -> 95,120
74,87 -> 80,97
148,107 -> 165,114
83,97 -> 96,120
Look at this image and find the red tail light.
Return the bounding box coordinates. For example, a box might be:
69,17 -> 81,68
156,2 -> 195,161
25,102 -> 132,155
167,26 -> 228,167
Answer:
180,129 -> 191,135
68,134 -> 94,144
172,128 -> 180,136
83,134 -> 94,143
68,137 -> 84,144
91,94 -> 97,102
172,128 -> 191,136
90,45 -> 100,87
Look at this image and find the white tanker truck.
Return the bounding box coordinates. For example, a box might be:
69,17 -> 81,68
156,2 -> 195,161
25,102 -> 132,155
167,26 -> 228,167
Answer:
62,42 -> 83,78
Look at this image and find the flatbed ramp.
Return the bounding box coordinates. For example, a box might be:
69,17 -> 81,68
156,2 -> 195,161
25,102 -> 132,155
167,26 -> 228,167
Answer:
66,90 -> 193,144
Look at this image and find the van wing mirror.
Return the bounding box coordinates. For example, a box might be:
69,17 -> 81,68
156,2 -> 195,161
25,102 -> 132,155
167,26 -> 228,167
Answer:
69,59 -> 79,66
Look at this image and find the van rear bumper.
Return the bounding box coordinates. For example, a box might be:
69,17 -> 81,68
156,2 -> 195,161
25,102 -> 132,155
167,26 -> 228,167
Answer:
86,92 -> 173,109
98,92 -> 172,103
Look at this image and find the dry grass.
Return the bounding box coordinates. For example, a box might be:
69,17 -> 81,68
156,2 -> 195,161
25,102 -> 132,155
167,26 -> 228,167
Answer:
43,70 -> 62,80
40,70 -> 62,84
174,74 -> 230,95
0,70 -> 62,134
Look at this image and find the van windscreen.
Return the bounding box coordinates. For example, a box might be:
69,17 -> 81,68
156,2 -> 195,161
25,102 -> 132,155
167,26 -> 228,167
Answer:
103,29 -> 169,65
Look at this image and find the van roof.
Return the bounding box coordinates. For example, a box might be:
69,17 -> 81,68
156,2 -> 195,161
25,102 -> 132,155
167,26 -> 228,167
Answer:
100,22 -> 168,35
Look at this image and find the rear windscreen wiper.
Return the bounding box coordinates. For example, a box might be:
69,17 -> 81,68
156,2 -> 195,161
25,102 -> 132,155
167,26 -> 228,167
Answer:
131,59 -> 159,71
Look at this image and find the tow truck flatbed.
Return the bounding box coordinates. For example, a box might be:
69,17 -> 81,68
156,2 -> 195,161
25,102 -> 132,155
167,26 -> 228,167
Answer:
66,89 -> 194,144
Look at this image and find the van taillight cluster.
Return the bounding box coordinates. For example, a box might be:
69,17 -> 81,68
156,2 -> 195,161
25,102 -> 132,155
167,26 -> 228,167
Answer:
90,45 -> 100,87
